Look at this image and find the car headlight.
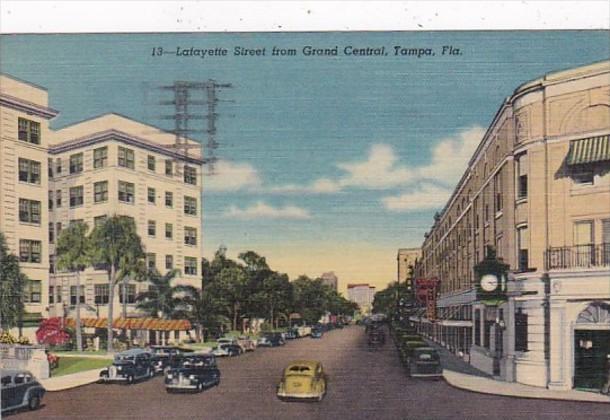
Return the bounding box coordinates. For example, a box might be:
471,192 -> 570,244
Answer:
117,366 -> 122,371
167,374 -> 173,379
189,375 -> 196,380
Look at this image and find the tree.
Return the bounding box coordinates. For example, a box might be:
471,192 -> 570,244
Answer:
251,272 -> 292,328
135,269 -> 182,319
292,276 -> 328,325
118,252 -> 147,319
56,222 -> 90,352
89,216 -> 145,352
0,232 -> 25,333
173,285 -> 227,342
213,266 -> 248,331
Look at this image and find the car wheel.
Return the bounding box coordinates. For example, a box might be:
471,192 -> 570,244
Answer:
28,394 -> 41,410
166,388 -> 173,394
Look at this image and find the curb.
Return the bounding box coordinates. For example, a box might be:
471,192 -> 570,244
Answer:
41,369 -> 104,392
443,369 -> 610,404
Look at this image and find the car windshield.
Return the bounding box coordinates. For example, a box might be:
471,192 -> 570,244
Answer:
181,357 -> 215,368
115,355 -> 135,363
417,351 -> 440,361
288,366 -> 311,373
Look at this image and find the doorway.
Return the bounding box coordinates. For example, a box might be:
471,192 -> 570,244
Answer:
573,329 -> 610,390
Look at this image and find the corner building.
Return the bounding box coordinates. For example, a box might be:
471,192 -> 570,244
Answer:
413,61 -> 610,391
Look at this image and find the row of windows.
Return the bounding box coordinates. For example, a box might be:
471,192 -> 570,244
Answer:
47,284 -> 137,305
51,145 -> 198,185
18,118 -> 40,145
146,221 -> 197,245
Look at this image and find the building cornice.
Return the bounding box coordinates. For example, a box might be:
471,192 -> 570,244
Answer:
49,129 -> 206,165
0,93 -> 59,119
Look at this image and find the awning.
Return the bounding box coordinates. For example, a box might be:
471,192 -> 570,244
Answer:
65,317 -> 192,331
566,135 -> 610,165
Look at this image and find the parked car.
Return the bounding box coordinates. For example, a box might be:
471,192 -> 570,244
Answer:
367,330 -> 385,350
99,348 -> 154,384
237,336 -> 257,352
297,326 -> 312,337
284,329 -> 297,340
311,328 -> 323,339
257,332 -> 285,347
212,343 -> 241,357
399,340 -> 428,365
407,347 -> 443,378
149,346 -> 195,374
165,354 -> 221,393
277,360 -> 327,401
1,369 -> 45,414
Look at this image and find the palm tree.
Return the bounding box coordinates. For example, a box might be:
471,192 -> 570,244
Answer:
89,216 -> 145,352
135,269 -> 183,319
56,222 -> 90,352
173,285 -> 226,342
0,232 -> 26,333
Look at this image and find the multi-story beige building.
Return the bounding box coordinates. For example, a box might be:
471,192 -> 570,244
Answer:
347,283 -> 376,315
1,74 -> 205,339
413,60 -> 610,391
397,247 -> 421,292
320,271 -> 338,291
1,75 -> 58,330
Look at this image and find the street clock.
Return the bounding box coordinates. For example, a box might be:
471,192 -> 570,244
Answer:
480,274 -> 499,292
474,246 -> 510,300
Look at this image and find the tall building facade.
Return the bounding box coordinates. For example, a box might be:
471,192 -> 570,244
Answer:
1,74 -> 206,337
413,61 -> 610,390
347,283 -> 376,314
320,271 -> 338,291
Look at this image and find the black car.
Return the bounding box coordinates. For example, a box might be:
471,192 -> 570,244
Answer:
1,369 -> 45,414
165,354 -> 221,393
257,332 -> 285,347
149,346 -> 195,374
99,348 -> 154,384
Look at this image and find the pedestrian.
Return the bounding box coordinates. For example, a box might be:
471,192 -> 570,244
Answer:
601,354 -> 610,395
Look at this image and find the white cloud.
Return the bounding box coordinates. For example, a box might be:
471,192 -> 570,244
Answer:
224,202 -> 312,220
205,160 -> 262,192
270,178 -> 341,194
382,184 -> 452,212
417,126 -> 486,185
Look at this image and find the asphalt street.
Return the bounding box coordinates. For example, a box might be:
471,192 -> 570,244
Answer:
10,326 -> 610,419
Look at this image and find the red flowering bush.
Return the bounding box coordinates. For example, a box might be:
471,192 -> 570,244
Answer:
36,318 -> 71,346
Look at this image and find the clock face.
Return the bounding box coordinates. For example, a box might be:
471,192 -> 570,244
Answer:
480,274 -> 499,292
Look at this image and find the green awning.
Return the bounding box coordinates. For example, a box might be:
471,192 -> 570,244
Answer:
566,135 -> 610,165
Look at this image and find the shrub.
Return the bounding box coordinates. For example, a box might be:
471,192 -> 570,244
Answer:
0,330 -> 17,344
36,318 -> 71,346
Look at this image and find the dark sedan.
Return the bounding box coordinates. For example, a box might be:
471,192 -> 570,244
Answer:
149,346 -> 195,374
1,369 -> 45,414
165,354 -> 221,393
407,347 -> 443,378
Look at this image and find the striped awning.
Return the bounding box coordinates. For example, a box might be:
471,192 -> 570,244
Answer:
566,135 -> 610,165
65,317 -> 192,331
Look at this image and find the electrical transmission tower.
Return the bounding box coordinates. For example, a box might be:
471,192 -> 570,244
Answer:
160,80 -> 232,174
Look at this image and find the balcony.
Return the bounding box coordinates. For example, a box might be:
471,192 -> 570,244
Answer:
546,243 -> 610,270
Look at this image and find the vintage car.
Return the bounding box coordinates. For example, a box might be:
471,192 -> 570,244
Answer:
257,332 -> 285,347
99,348 -> 154,384
149,346 -> 195,374
237,336 -> 257,352
310,328 -> 323,339
1,369 -> 46,414
277,360 -> 327,401
284,329 -> 297,340
211,343 -> 241,357
399,340 -> 428,365
407,347 -> 443,378
297,325 -> 312,337
164,354 -> 221,393
367,330 -> 385,349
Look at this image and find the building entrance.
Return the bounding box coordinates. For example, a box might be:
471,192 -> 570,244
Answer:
574,330 -> 610,390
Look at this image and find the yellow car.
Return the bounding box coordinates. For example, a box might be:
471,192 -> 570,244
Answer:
277,360 -> 327,401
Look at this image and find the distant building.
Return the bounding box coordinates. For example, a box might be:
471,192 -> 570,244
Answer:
320,271 -> 338,291
397,248 -> 421,292
347,283 -> 376,314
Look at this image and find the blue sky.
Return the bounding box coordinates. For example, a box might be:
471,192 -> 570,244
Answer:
2,31 -> 608,292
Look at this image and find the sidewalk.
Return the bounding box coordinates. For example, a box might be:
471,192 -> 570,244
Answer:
424,339 -> 610,403
40,368 -> 103,391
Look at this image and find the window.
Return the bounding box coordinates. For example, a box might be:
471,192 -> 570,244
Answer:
94,181 -> 108,203
19,199 -> 41,224
474,309 -> 481,346
56,158 -> 62,175
18,118 -> 40,144
56,286 -> 62,303
94,215 -> 107,228
69,186 -> 84,207
93,147 -> 108,169
515,311 -> 528,352
184,227 -> 197,246
48,158 -> 53,178
574,220 -> 594,266
603,219 -> 610,265
70,286 -> 85,305
165,159 -> 173,176
48,190 -> 53,210
165,255 -> 173,270
184,165 -> 197,185
118,146 -> 135,169
184,257 -> 197,275
119,284 -> 136,304
165,191 -> 173,207
118,181 -> 135,203
49,286 -> 54,304
49,223 -> 54,243
69,219 -> 84,226
147,187 -> 156,204
49,255 -> 56,274
56,222 -> 62,237
517,226 -> 529,271
573,169 -> 594,185
147,155 -> 156,171
56,190 -> 62,207
23,280 -> 42,303
494,173 -> 503,212
19,239 -> 41,263
184,196 -> 197,215
69,153 -> 83,174
94,284 -> 109,304
147,253 -> 156,271
516,153 -> 528,200
484,320 -> 493,349
165,223 -> 173,239
18,158 -> 41,184
148,220 -> 156,237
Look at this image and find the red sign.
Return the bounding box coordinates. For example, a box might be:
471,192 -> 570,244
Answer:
415,278 -> 439,320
